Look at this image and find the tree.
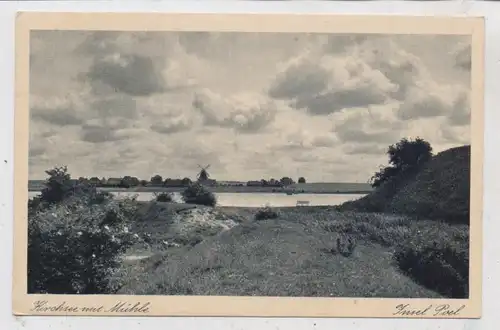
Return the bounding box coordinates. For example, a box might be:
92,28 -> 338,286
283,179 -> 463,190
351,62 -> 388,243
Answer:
280,177 -> 295,186
370,137 -> 433,188
181,177 -> 192,186
181,182 -> 217,207
121,176 -> 140,188
39,166 -> 73,205
298,177 -> 306,184
150,175 -> 163,185
387,137 -> 433,170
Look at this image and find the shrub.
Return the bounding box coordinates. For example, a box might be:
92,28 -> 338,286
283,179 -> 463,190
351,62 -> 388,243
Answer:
393,228 -> 469,298
28,195 -> 141,294
255,206 -> 279,220
154,192 -> 173,202
39,166 -> 76,205
181,183 -> 217,207
27,167 -> 143,294
333,234 -> 357,257
35,166 -> 112,210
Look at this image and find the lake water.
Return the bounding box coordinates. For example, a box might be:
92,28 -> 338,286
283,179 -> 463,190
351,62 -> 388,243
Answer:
28,191 -> 365,207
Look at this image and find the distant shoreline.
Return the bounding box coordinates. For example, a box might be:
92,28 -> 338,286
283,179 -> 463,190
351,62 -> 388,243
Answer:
28,186 -> 372,195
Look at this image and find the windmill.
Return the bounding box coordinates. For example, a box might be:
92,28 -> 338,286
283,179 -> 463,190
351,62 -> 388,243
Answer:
197,164 -> 211,182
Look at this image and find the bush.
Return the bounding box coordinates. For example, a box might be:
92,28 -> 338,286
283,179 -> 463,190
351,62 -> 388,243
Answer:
35,166 -> 112,209
28,195 -> 141,294
39,166 -> 76,205
393,228 -> 469,298
27,166 -> 143,294
181,183 -> 217,207
255,206 -> 279,220
154,192 -> 173,202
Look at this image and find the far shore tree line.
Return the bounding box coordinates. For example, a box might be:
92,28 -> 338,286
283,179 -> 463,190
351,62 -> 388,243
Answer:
72,174 -> 307,189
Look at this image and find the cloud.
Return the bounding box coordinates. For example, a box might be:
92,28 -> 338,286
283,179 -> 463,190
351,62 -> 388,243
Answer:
311,134 -> 338,148
323,34 -> 369,54
268,60 -> 330,100
150,117 -> 192,134
92,94 -> 138,119
440,124 -> 470,145
80,124 -> 129,144
31,107 -> 84,126
344,144 -> 387,155
192,89 -> 277,133
269,43 -> 398,115
86,53 -> 166,96
453,43 -> 471,71
28,32 -> 472,182
448,92 -> 471,126
333,105 -> 407,144
359,38 -> 426,101
29,145 -> 46,158
397,87 -> 454,120
29,93 -> 89,127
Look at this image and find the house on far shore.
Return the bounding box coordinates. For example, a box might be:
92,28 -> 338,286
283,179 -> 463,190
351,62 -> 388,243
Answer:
246,180 -> 262,187
104,178 -> 123,187
88,177 -> 101,185
199,178 -> 217,186
218,181 -> 243,186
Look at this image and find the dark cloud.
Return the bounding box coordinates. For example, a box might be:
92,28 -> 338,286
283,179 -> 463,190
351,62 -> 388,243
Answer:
293,86 -> 388,115
150,120 -> 191,134
269,61 -> 329,100
80,124 -> 130,144
29,145 -> 46,158
269,55 -> 393,115
87,53 -> 166,96
454,44 -> 471,71
31,107 -> 84,126
397,93 -> 450,120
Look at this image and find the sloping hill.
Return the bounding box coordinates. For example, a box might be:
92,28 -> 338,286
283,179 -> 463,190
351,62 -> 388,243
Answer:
118,208 -> 448,298
339,145 -> 470,224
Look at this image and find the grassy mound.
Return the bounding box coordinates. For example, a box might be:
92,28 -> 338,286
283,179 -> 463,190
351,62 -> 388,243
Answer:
339,145 -> 470,225
118,208 -> 456,298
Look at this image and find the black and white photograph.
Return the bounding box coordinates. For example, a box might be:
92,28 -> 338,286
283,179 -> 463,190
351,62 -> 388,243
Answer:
14,13 -> 484,318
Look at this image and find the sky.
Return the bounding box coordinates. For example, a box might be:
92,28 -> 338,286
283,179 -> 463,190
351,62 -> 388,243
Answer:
28,31 -> 471,182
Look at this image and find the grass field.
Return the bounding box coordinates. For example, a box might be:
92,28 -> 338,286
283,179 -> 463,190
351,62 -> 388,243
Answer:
109,201 -> 465,298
